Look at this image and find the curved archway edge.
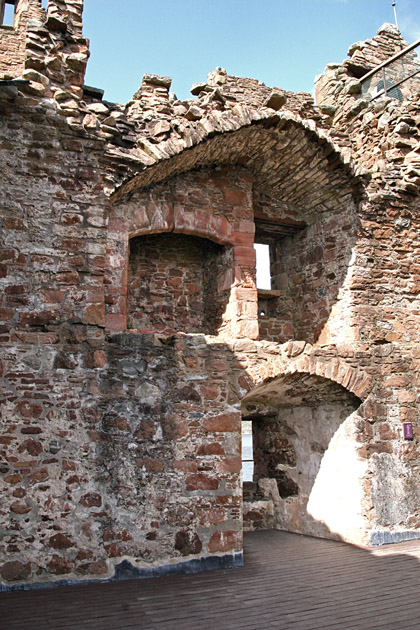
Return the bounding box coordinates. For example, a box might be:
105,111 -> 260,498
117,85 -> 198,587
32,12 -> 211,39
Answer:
241,341 -> 372,403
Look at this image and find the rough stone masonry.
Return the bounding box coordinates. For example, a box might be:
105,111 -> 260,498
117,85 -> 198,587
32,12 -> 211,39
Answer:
1,0 -> 420,590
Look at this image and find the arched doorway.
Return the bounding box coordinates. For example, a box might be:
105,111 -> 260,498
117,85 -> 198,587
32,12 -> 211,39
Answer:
242,371 -> 369,544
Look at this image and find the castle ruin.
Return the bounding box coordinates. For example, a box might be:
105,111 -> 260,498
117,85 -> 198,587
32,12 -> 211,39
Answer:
1,0 -> 420,590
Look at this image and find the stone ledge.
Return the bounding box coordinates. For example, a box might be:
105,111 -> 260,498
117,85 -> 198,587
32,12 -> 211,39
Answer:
258,289 -> 281,299
369,530 -> 420,547
0,552 -> 244,592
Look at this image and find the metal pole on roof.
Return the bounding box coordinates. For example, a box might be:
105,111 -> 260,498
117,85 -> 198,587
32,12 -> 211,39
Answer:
392,0 -> 399,31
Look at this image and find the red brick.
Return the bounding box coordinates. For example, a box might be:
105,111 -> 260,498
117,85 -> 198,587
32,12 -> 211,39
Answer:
208,530 -> 240,553
204,413 -> 240,433
185,473 -> 219,491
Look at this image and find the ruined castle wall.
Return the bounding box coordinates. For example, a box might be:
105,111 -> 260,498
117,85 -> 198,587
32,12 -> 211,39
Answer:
2,1 -> 420,589
0,0 -> 45,77
257,201 -> 359,345
106,166 -> 258,339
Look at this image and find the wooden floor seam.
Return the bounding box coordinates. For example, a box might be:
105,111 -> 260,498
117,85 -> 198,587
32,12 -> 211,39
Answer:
2,529 -> 420,630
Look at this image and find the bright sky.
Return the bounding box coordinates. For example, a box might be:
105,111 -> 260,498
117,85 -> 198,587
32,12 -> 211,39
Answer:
82,0 -> 420,105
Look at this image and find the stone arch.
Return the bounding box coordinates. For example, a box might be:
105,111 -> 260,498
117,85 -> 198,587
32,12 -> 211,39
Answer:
105,180 -> 237,333
110,111 -> 364,211
127,205 -> 233,246
241,344 -> 372,544
242,342 -> 372,402
106,113 -> 366,340
281,353 -> 371,402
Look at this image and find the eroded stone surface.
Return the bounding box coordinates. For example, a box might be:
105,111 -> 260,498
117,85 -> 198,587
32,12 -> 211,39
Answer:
1,2 -> 420,588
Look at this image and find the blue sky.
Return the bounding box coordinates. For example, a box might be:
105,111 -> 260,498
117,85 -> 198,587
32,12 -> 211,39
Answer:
82,0 -> 420,104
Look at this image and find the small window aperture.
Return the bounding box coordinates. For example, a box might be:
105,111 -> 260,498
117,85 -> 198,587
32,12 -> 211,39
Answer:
1,0 -> 16,27
254,243 -> 271,290
242,421 -> 254,483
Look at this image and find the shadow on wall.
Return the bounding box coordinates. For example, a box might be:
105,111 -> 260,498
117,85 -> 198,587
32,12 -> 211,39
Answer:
127,233 -> 232,335
255,194 -> 359,346
241,372 -> 369,544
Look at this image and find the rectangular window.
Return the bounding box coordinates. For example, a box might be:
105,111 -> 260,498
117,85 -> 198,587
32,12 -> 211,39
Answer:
2,1 -> 15,27
254,243 -> 271,290
242,421 -> 254,482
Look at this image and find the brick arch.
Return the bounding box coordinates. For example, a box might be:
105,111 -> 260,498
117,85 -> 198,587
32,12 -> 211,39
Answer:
241,342 -> 372,403
105,197 -> 235,333
281,355 -> 371,402
110,112 -> 364,213
240,345 -> 373,545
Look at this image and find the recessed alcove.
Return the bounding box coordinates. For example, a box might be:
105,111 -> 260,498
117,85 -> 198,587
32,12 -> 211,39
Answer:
241,373 -> 366,541
127,232 -> 232,335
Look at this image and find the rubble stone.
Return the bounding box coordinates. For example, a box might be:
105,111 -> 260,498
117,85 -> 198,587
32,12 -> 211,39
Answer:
1,1 -> 420,590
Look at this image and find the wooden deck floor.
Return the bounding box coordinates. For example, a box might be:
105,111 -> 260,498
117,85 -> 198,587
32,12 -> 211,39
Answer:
2,529 -> 420,629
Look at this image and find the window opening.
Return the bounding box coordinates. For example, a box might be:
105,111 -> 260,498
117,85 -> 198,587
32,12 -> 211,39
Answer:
242,420 -> 254,482
41,0 -> 48,9
2,1 -> 15,26
254,243 -> 271,290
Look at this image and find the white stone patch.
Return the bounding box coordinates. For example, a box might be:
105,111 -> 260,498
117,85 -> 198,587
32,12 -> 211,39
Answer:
134,382 -> 162,405
307,410 -> 368,543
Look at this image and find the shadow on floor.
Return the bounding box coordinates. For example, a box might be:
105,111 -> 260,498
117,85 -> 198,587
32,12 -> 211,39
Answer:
2,529 -> 420,630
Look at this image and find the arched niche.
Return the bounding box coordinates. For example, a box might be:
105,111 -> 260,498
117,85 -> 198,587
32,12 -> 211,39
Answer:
127,232 -> 233,335
241,372 -> 369,544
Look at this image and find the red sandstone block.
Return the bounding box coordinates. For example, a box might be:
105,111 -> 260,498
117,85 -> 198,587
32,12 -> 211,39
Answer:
398,389 -> 416,404
4,217 -> 26,230
130,207 -> 152,235
49,533 -> 74,549
185,473 -> 219,491
209,215 -> 232,244
151,207 -> 174,233
4,473 -> 22,484
61,238 -> 87,253
237,219 -> 255,234
199,507 -> 225,526
199,384 -> 219,400
222,188 -> 248,207
1,560 -> 31,582
219,456 -> 242,474
0,307 -> 14,321
43,290 -> 66,303
84,303 -> 105,326
105,314 -> 126,332
0,249 -> 16,262
173,460 -> 198,473
48,556 -> 73,575
231,231 -> 254,247
231,287 -> 257,301
378,423 -> 397,440
108,217 -> 130,235
20,438 -> 42,456
16,401 -> 43,418
208,530 -> 241,553
234,246 -> 256,266
80,492 -> 102,508
204,413 -> 240,433
10,501 -> 32,514
56,271 -> 79,285
93,350 -> 107,368
197,443 -> 225,456
138,457 -> 164,473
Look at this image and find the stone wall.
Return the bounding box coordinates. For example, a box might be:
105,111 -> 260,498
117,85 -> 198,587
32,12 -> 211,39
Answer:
127,233 -> 229,335
1,1 -> 420,589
